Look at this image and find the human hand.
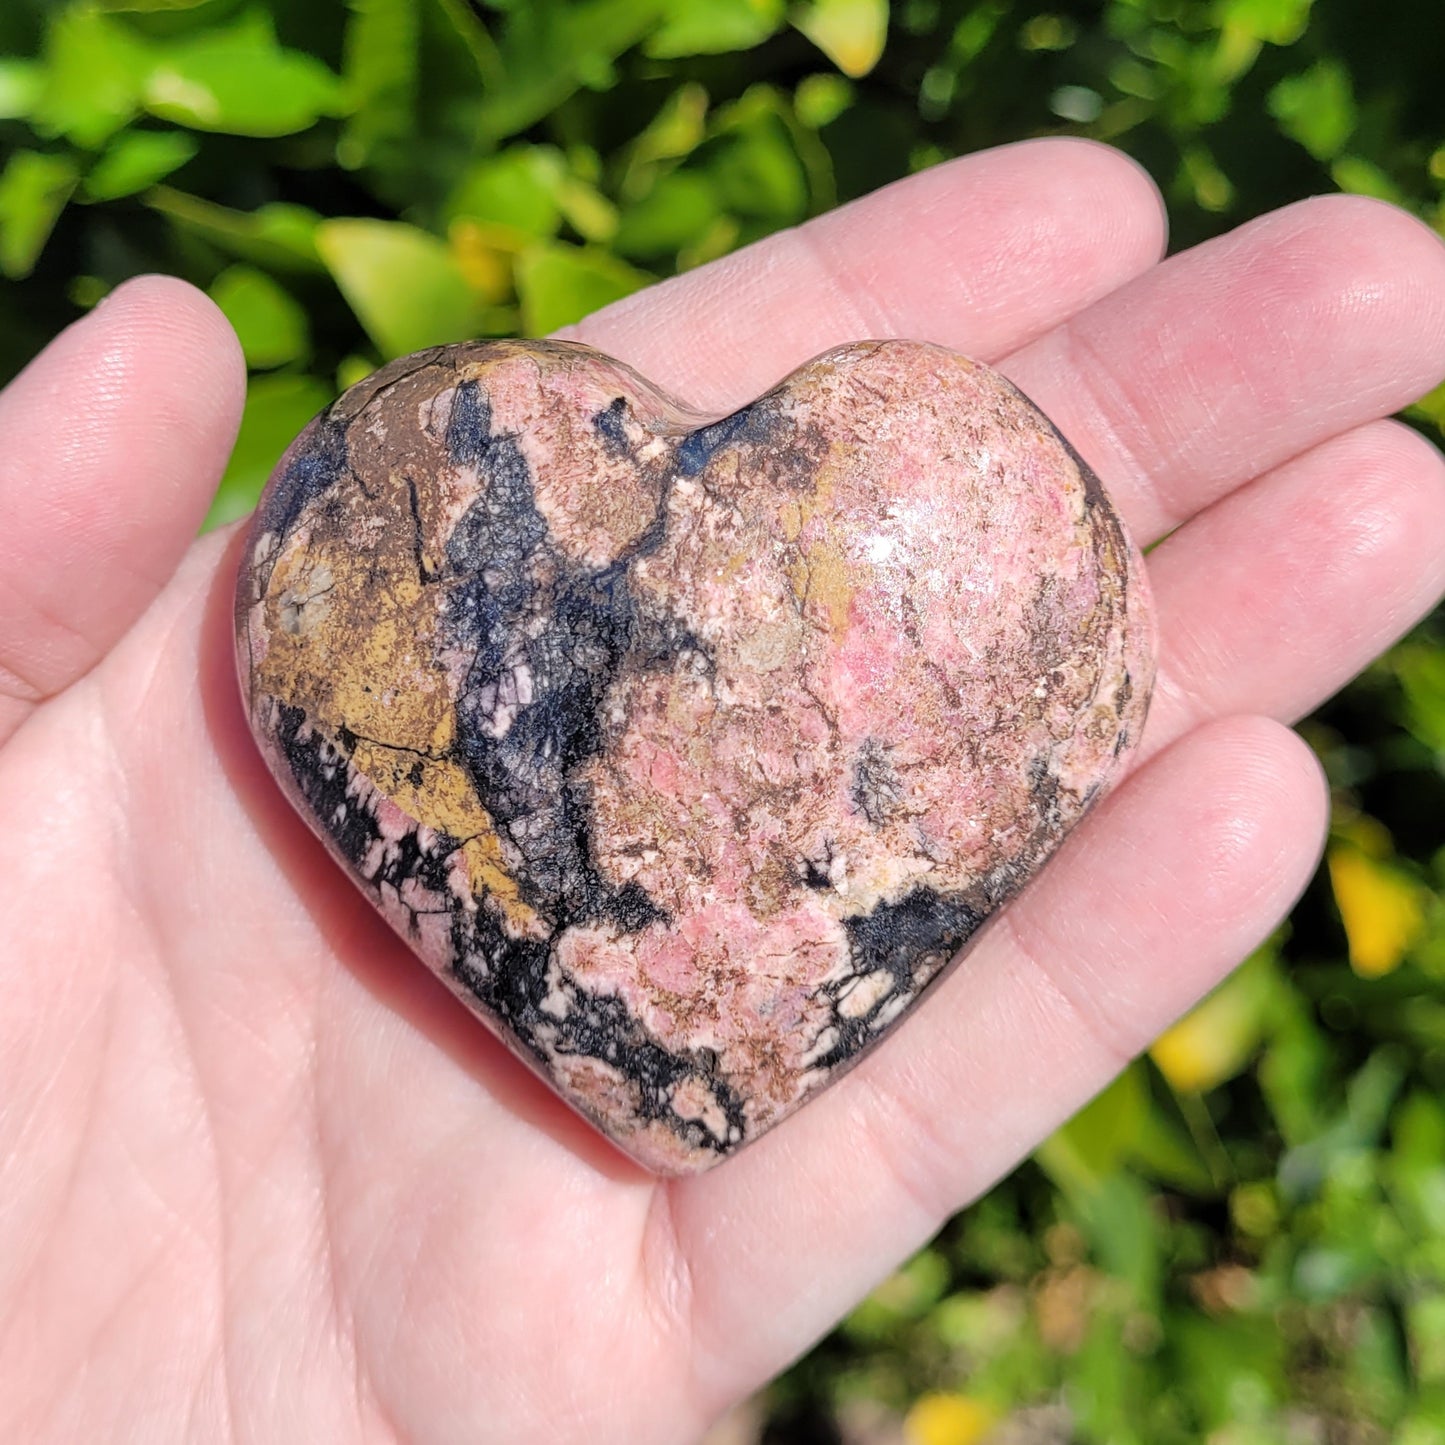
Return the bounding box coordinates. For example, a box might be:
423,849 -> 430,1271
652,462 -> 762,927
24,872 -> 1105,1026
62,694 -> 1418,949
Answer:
3,139 -> 1444,1443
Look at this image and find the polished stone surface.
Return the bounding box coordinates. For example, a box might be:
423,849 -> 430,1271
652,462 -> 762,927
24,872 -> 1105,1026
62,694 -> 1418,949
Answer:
235,338 -> 1155,1173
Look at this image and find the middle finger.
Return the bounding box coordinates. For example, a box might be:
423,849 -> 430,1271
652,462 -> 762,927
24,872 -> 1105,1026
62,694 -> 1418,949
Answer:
1003,192 -> 1445,544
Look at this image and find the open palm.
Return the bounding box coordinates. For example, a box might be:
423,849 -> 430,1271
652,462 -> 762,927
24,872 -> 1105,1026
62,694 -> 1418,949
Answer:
4,139 -> 1445,1443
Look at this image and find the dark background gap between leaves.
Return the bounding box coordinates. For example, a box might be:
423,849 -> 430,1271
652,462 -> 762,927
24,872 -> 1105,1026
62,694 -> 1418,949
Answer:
3,1 -> 1445,1440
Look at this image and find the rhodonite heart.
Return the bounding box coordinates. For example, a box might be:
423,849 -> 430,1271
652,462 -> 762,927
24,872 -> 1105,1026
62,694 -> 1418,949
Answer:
235,338 -> 1155,1174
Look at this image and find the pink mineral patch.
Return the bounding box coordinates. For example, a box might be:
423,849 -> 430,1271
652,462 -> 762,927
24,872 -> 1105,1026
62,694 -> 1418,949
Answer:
235,337 -> 1155,1174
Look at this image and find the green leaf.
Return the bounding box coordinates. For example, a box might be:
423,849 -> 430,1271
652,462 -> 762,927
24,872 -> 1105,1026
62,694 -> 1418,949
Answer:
1410,1297 -> 1445,1388
97,0 -> 216,10
82,129 -> 198,201
209,264 -> 310,370
1128,1103 -> 1217,1195
1172,1312 -> 1284,1430
206,374 -> 335,529
793,0 -> 889,78
1278,1048 -> 1408,1203
706,95 -> 810,221
1215,0 -> 1315,46
1395,643 -> 1445,755
555,175 -> 619,242
146,189 -> 323,273
1331,154 -> 1404,204
645,0 -> 785,58
1268,59 -> 1355,161
0,60 -> 43,121
32,8 -> 151,149
1179,143 -> 1235,212
843,1248 -> 950,1342
1073,1171 -> 1161,1303
475,0 -> 670,141
794,72 -> 854,129
338,0 -> 421,170
1411,379 -> 1445,443
447,147 -> 567,235
613,171 -> 719,257
514,241 -> 650,334
0,150 -> 80,279
317,217 -> 487,357
628,83 -> 710,170
337,354 -> 380,391
144,12 -> 347,137
1035,1064 -> 1150,1195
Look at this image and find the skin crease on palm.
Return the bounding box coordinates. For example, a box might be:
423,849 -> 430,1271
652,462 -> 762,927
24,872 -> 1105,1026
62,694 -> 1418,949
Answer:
3,138 -> 1445,1444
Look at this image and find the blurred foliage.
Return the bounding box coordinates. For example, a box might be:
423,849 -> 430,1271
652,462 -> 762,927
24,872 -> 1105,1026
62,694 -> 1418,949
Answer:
3,0 -> 1445,1440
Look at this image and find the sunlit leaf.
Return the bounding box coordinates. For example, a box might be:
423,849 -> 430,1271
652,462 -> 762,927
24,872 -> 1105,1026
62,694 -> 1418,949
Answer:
205,374 -> 334,529
1020,13 -> 1078,50
0,60 -> 42,121
794,72 -> 854,129
448,147 -> 566,236
1411,380 -> 1445,445
514,240 -> 650,333
147,189 -> 323,272
1268,59 -> 1355,161
337,354 -> 379,392
82,129 -> 198,201
1035,1063 -> 1149,1193
555,175 -> 619,242
144,13 -> 347,137
1395,642 -> 1445,754
1230,1180 -> 1281,1238
903,1392 -> 996,1445
0,150 -> 79,279
32,8 -> 151,149
209,264 -> 310,370
950,2 -> 1006,63
1179,143 -> 1234,212
317,217 -> 487,357
1329,845 -> 1426,979
645,0 -> 784,58
1215,0 -> 1315,46
793,0 -> 889,79
677,214 -> 740,270
1408,1297 -> 1445,1387
628,83 -> 710,170
1331,154 -> 1404,204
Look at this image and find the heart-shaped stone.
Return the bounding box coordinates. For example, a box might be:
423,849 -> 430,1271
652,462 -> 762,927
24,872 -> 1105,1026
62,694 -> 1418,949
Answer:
235,338 -> 1155,1173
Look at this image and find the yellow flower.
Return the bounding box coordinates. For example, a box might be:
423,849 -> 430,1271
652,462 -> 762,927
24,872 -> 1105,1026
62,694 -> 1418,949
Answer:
903,1392 -> 996,1445
1150,951 -> 1273,1094
1328,846 -> 1426,979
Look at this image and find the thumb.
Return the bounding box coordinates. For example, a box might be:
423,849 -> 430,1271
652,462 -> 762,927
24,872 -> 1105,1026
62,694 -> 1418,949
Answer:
0,275 -> 244,745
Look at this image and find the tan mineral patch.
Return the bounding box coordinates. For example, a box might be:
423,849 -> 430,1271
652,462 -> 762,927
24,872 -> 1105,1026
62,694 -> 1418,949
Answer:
254,469 -> 535,933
